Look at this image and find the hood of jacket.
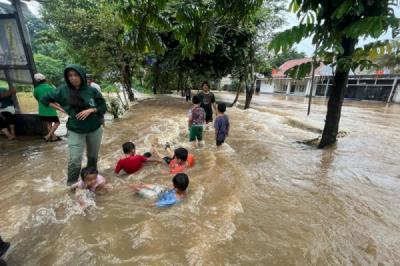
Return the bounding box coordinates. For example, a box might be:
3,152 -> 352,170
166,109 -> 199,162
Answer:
64,64 -> 88,89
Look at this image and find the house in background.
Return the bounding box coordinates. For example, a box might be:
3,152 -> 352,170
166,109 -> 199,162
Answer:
256,58 -> 400,103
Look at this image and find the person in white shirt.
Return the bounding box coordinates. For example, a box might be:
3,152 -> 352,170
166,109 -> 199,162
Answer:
86,74 -> 101,92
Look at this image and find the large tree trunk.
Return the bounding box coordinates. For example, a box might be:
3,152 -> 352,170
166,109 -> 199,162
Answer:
177,70 -> 183,96
244,82 -> 254,109
121,86 -> 129,108
318,38 -> 357,148
122,63 -> 134,101
117,91 -> 128,110
154,62 -> 160,94
244,73 -> 256,109
244,42 -> 255,109
230,77 -> 243,107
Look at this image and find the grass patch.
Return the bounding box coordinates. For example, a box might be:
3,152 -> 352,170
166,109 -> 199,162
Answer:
0,80 -> 7,87
17,92 -> 38,113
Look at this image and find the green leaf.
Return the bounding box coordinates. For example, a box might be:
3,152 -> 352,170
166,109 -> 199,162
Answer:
269,24 -> 314,53
284,61 -> 317,79
343,16 -> 387,39
331,0 -> 352,20
288,0 -> 299,13
369,49 -> 378,60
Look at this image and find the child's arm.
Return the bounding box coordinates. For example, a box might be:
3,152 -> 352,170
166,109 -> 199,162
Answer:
151,145 -> 173,163
188,117 -> 193,128
165,146 -> 174,158
187,108 -> 193,128
69,182 -> 79,190
75,189 -> 87,208
151,146 -> 164,159
114,160 -> 122,174
211,94 -> 217,114
145,158 -> 163,163
127,182 -> 154,191
188,110 -> 193,129
96,183 -> 109,193
214,119 -> 219,139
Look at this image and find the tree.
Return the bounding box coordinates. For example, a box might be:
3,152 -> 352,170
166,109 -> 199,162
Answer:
124,0 -> 283,109
269,0 -> 399,148
34,54 -> 65,86
41,0 -> 143,102
270,48 -> 305,69
375,40 -> 400,73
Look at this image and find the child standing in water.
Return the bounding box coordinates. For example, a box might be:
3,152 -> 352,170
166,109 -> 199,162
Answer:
214,103 -> 230,147
71,167 -> 108,207
188,95 -> 206,147
128,173 -> 189,208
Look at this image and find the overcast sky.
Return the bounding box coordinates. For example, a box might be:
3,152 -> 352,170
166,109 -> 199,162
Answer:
21,0 -> 400,56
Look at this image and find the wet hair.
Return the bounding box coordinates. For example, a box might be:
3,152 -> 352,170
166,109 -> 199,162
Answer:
174,147 -> 188,161
143,152 -> 152,158
66,69 -> 85,112
201,81 -> 209,88
81,166 -> 98,181
173,173 -> 189,191
192,95 -> 201,104
217,103 -> 226,113
122,142 -> 135,154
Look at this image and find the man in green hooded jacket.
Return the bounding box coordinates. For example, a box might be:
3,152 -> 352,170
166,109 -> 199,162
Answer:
41,65 -> 107,185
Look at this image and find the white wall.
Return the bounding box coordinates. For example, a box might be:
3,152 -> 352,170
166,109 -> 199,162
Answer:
392,84 -> 400,103
220,75 -> 232,86
260,80 -> 274,93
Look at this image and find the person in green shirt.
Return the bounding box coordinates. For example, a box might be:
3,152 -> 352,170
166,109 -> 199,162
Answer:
41,65 -> 107,185
33,73 -> 61,142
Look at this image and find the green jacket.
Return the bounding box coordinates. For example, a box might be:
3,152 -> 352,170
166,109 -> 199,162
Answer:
33,82 -> 58,117
41,64 -> 107,134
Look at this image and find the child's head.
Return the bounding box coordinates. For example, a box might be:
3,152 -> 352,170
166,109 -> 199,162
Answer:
172,173 -> 189,192
122,142 -> 135,155
81,167 -> 98,188
174,147 -> 188,163
217,103 -> 226,113
192,95 -> 201,105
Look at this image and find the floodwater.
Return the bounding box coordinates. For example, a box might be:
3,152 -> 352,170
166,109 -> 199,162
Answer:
1,93 -> 400,265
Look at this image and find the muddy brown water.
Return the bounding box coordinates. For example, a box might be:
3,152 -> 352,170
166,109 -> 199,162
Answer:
1,93 -> 400,265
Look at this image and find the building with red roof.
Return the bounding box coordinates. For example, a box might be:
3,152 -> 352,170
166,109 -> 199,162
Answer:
256,58 -> 400,103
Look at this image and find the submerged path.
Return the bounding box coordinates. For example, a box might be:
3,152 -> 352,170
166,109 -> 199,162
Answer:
1,94 -> 400,265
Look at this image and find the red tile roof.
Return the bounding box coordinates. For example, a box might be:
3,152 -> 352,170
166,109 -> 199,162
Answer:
272,58 -> 325,78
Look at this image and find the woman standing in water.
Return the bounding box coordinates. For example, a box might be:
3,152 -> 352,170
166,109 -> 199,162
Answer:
41,65 -> 107,186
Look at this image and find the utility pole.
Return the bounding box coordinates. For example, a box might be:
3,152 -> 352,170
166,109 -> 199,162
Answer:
307,43 -> 319,116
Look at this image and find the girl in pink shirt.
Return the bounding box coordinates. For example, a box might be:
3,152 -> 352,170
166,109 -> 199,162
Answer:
71,167 -> 108,208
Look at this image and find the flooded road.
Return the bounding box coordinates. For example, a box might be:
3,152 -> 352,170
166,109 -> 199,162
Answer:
1,93 -> 400,265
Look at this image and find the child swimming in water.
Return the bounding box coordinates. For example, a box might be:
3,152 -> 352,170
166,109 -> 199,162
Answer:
115,141 -> 159,175
128,173 -> 189,208
151,144 -> 195,174
71,167 -> 108,208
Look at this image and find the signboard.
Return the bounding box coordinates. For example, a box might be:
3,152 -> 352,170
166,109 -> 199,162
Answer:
0,16 -> 32,83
